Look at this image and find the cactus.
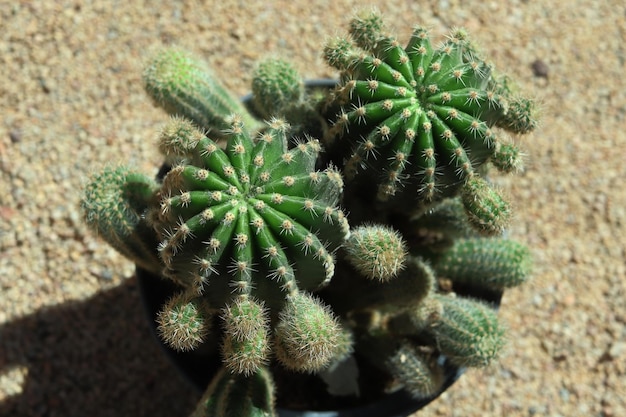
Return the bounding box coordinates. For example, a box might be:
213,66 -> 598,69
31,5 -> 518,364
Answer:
251,58 -> 330,139
251,58 -> 304,120
191,366 -> 276,417
322,11 -> 536,215
143,47 -> 263,136
150,116 -> 349,300
156,290 -> 213,351
82,11 -> 537,417
433,237 -> 532,290
417,294 -> 506,367
386,342 -> 444,399
344,224 -> 408,282
81,165 -> 162,273
274,291 -> 352,373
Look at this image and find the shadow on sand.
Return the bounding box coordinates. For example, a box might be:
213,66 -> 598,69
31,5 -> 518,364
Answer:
0,275 -> 200,417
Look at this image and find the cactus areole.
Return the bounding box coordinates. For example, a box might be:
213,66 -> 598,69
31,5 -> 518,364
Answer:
82,11 -> 536,417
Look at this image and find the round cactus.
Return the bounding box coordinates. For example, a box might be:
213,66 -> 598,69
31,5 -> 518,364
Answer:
150,116 -> 350,308
344,224 -> 408,282
156,290 -> 213,351
323,12 -> 535,205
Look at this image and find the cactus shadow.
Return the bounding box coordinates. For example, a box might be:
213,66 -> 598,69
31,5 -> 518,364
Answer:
0,276 -> 199,417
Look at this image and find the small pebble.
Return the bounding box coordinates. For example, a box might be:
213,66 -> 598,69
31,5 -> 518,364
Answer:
9,129 -> 22,143
531,59 -> 550,78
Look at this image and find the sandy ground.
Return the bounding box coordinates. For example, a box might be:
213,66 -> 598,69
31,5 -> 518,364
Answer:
1,1 -> 624,416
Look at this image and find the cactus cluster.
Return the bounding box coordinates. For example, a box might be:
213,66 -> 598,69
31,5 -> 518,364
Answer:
82,10 -> 536,417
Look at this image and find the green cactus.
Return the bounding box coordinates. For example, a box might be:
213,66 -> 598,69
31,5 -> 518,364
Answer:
143,47 -> 263,136
220,296 -> 271,376
461,176 -> 510,236
251,58 -> 304,120
250,58 -> 330,139
81,165 -> 161,273
191,366 -> 276,417
81,11 -> 538,416
491,141 -> 525,173
386,342 -> 444,399
150,116 -> 349,301
323,11 -> 535,209
420,294 -> 506,367
344,224 -> 408,282
156,290 -> 213,351
274,291 -> 352,373
433,237 -> 532,290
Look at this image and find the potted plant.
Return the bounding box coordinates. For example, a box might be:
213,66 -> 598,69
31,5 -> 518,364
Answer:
81,11 -> 536,417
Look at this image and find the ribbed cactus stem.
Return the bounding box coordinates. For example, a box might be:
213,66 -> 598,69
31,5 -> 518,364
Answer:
143,47 -> 262,136
251,58 -> 304,120
81,165 -> 161,273
461,176 -> 511,236
323,12 -> 535,206
387,342 -> 444,399
156,290 -> 213,351
428,294 -> 506,367
435,237 -> 532,289
274,291 -> 352,373
190,366 -> 276,417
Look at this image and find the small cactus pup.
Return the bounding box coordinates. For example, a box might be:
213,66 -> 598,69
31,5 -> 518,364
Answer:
81,165 -> 162,274
143,47 -> 263,137
250,57 -> 332,139
323,11 -> 537,224
251,58 -> 304,120
190,365 -> 277,417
